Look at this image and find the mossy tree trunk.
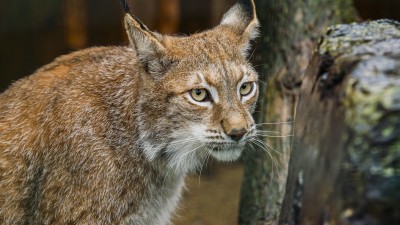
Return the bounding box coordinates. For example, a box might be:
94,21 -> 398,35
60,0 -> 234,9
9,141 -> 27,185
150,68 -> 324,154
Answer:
239,0 -> 355,224
280,20 -> 400,225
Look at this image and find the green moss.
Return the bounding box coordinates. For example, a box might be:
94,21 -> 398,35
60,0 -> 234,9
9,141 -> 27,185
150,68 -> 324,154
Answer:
319,20 -> 400,57
319,20 -> 400,181
344,78 -> 400,142
343,62 -> 400,178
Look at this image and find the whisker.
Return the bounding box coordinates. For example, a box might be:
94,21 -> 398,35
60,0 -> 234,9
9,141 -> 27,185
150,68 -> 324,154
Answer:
251,138 -> 282,156
255,134 -> 294,138
247,47 -> 257,61
250,141 -> 279,180
197,146 -> 210,180
256,130 -> 284,134
251,64 -> 264,68
198,148 -> 213,186
257,79 -> 268,86
261,140 -> 281,156
255,121 -> 295,126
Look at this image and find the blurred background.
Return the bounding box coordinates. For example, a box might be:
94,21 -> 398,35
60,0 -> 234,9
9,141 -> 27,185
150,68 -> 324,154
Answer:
0,0 -> 399,224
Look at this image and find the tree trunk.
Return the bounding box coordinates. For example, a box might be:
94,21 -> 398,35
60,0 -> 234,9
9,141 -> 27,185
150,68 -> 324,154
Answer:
239,0 -> 355,224
279,19 -> 400,225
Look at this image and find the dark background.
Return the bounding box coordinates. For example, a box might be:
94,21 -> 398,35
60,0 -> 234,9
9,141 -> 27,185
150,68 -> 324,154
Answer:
1,0 -> 399,93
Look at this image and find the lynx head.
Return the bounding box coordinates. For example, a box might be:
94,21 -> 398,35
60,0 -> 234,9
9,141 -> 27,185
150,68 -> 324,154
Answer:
123,0 -> 260,173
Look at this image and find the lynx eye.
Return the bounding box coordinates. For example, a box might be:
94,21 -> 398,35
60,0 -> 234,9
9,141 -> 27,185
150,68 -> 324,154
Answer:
240,82 -> 253,96
190,89 -> 209,102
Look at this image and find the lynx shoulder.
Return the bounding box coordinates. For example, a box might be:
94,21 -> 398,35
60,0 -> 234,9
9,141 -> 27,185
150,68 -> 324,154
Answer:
0,0 -> 259,224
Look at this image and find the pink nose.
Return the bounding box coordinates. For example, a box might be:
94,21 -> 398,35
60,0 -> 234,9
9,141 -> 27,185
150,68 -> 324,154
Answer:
228,128 -> 247,141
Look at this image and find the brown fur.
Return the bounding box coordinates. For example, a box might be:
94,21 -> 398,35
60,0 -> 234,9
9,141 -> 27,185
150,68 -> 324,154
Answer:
0,1 -> 259,224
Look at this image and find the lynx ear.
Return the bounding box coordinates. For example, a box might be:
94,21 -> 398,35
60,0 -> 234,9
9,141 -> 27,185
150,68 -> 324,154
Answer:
220,0 -> 259,55
124,14 -> 167,76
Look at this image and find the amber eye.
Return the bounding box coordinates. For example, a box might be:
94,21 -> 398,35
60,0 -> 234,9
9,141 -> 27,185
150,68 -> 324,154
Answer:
240,82 -> 253,96
190,89 -> 209,102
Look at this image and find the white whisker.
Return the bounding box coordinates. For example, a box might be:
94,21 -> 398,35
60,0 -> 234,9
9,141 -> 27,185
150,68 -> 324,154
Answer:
255,134 -> 294,138
251,138 -> 281,156
249,138 -> 281,180
255,121 -> 294,126
256,130 -> 283,134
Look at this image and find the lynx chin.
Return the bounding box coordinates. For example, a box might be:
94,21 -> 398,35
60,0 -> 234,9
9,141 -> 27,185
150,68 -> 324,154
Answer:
0,0 -> 260,224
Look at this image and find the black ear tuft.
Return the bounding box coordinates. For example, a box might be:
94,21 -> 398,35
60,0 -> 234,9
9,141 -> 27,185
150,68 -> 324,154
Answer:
118,0 -> 131,14
118,0 -> 151,32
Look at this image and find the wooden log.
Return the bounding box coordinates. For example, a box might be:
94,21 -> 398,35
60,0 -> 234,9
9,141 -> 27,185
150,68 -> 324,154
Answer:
279,19 -> 400,225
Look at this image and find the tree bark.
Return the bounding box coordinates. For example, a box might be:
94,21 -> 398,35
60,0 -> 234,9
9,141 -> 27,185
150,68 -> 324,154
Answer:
280,19 -> 400,225
239,1 -> 355,224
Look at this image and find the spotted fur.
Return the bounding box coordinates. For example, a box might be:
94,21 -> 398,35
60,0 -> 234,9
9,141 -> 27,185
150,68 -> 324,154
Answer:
0,0 -> 259,224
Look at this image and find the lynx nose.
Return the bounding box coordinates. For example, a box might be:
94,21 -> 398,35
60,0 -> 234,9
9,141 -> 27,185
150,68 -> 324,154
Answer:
228,128 -> 247,141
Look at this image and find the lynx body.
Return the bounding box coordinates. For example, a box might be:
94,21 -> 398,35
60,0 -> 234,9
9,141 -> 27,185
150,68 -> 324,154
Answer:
0,0 -> 259,224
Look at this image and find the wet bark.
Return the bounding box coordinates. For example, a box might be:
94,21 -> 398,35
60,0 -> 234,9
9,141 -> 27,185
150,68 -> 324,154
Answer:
280,20 -> 400,225
239,0 -> 355,224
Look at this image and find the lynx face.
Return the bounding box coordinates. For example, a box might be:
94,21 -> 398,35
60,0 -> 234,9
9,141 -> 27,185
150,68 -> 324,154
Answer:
139,52 -> 259,173
125,0 -> 260,173
160,59 -> 259,172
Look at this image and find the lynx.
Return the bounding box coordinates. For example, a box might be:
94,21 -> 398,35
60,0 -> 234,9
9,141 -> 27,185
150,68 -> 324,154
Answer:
0,0 -> 259,224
